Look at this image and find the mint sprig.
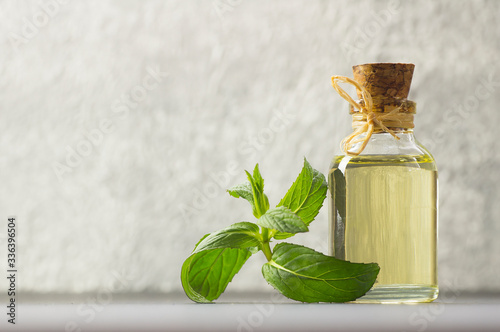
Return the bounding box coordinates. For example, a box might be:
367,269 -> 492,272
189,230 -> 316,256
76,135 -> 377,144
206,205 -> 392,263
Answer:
181,158 -> 379,303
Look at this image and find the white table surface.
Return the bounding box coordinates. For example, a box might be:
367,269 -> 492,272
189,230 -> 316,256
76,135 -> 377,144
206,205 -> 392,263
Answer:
1,292 -> 500,332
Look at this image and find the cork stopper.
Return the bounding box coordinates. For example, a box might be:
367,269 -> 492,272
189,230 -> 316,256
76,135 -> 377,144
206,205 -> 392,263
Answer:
352,63 -> 414,100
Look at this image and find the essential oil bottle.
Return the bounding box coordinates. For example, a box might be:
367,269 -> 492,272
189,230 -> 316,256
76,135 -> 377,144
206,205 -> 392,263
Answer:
328,63 -> 438,303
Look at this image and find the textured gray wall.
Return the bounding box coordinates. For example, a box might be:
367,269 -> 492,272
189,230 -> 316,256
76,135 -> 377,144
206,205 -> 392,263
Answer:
0,0 -> 499,296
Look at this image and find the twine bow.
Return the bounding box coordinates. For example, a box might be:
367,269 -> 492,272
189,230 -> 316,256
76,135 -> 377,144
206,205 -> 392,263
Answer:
331,76 -> 402,156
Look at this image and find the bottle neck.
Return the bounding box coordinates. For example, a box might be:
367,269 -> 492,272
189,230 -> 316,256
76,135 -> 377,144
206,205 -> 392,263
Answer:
344,130 -> 428,156
341,100 -> 416,156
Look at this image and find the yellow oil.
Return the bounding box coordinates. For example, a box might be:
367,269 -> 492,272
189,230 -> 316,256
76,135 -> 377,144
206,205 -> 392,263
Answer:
328,155 -> 438,303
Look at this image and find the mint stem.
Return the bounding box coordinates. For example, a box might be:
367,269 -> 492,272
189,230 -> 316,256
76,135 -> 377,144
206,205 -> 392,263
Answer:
261,227 -> 273,261
262,240 -> 273,261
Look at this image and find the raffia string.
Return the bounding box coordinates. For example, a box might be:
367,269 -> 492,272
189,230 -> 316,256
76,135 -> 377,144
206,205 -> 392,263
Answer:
331,75 -> 413,156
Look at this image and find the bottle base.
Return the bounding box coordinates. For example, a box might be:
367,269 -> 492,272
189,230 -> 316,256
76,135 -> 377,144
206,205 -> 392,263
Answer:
354,284 -> 438,304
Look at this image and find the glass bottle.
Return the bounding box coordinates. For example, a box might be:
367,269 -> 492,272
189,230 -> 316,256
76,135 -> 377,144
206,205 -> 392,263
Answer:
328,63 -> 438,303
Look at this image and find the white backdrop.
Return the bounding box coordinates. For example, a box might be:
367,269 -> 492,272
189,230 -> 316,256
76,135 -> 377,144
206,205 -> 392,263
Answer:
0,0 -> 499,296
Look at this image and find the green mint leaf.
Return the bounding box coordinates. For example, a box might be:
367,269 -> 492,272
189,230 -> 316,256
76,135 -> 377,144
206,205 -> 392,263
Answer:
273,159 -> 327,240
277,158 -> 327,225
227,182 -> 258,217
262,243 -> 379,303
244,164 -> 269,218
182,248 -> 252,303
257,206 -> 308,234
181,223 -> 261,303
272,231 -> 294,240
194,233 -> 211,249
252,164 -> 270,214
252,163 -> 265,193
193,222 -> 262,254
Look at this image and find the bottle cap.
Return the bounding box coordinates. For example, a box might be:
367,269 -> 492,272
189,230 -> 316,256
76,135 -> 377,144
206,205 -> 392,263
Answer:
352,63 -> 414,100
